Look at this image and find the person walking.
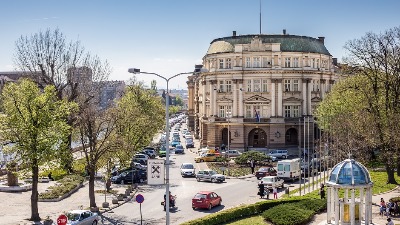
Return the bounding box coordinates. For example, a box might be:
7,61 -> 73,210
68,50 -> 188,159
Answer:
258,181 -> 265,199
250,159 -> 255,174
320,183 -> 325,199
273,186 -> 278,199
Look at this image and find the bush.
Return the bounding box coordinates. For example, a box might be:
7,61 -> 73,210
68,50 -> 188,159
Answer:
39,174 -> 84,200
262,204 -> 314,225
234,151 -> 267,165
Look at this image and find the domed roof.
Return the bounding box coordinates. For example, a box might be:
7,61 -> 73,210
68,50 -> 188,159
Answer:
328,159 -> 372,186
207,34 -> 331,55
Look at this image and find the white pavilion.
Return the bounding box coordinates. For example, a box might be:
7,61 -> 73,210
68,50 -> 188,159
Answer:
325,158 -> 373,225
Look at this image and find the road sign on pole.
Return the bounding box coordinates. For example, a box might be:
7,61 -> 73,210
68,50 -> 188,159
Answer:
147,159 -> 165,185
57,214 -> 67,225
136,194 -> 144,203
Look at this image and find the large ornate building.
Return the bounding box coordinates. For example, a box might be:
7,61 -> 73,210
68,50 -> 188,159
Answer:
187,31 -> 340,151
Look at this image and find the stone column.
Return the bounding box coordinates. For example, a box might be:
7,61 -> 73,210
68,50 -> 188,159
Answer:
277,79 -> 283,117
202,80 -> 207,117
327,186 -> 331,224
307,80 -> 312,115
239,81 -> 244,117
271,80 -> 276,117
335,188 -> 339,224
233,80 -> 238,117
350,189 -> 355,225
369,189 -> 372,224
320,79 -> 326,99
359,188 -> 364,222
302,79 -> 307,116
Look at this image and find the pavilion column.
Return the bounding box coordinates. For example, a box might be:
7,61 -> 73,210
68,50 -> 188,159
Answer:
350,189 -> 355,225
359,188 -> 364,222
335,188 -> 339,224
327,186 -> 331,224
369,189 -> 372,224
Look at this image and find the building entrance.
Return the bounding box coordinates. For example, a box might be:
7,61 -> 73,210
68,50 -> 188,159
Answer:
248,128 -> 266,147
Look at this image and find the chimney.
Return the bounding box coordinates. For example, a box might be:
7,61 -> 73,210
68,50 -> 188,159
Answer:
233,31 -> 237,37
318,37 -> 325,44
283,29 -> 286,35
332,58 -> 338,66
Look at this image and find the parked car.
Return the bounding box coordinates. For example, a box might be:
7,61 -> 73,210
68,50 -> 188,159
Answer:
267,149 -> 288,159
143,148 -> 157,158
180,163 -> 196,177
194,153 -> 219,163
111,169 -> 146,184
192,191 -> 222,210
171,140 -> 180,147
261,176 -> 284,190
221,150 -> 242,157
175,145 -> 185,154
66,209 -> 99,225
196,169 -> 225,182
186,139 -> 195,148
133,153 -> 149,162
255,167 -> 277,179
131,162 -> 147,170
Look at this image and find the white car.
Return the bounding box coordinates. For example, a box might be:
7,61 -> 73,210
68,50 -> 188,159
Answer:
180,163 -> 196,177
66,209 -> 99,225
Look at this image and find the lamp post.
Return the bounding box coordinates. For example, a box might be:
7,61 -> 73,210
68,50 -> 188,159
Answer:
128,68 -> 198,225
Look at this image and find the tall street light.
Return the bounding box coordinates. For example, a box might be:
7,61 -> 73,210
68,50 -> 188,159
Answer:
128,68 -> 199,225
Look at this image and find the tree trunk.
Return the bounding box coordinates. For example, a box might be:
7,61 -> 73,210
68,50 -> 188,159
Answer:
386,164 -> 397,184
7,171 -> 18,186
30,163 -> 41,221
397,155 -> 400,177
89,167 -> 97,208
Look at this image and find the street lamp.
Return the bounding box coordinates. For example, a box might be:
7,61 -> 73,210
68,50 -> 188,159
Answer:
128,68 -> 199,225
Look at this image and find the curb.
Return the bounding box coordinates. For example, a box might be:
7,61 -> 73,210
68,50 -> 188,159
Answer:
100,187 -> 139,214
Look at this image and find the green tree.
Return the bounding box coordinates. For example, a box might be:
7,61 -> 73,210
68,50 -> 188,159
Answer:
175,95 -> 184,107
0,79 -> 76,221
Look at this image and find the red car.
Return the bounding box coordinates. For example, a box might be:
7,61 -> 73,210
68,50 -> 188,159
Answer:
192,191 -> 222,210
255,167 -> 277,180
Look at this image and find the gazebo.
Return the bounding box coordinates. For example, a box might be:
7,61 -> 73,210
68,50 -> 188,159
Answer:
325,158 -> 373,225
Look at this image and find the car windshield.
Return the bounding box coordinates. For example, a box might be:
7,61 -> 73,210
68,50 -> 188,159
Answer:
66,213 -> 81,221
194,193 -> 207,199
262,177 -> 274,183
182,164 -> 194,169
209,171 -> 217,175
258,168 -> 269,172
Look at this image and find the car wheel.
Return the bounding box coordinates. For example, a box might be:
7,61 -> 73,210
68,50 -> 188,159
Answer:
192,207 -> 195,210
256,177 -> 260,180
281,183 -> 284,189
121,180 -> 124,185
211,178 -> 216,183
218,199 -> 222,206
196,177 -> 200,182
208,203 -> 212,210
200,159 -> 204,162
92,221 -> 97,225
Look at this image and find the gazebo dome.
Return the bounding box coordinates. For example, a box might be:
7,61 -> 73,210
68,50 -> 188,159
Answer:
328,158 -> 372,185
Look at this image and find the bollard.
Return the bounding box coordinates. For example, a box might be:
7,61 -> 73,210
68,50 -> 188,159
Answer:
285,186 -> 290,197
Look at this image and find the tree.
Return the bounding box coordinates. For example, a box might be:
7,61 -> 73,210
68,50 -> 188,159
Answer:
13,28 -> 111,172
175,95 -> 184,107
0,79 -> 76,221
316,26 -> 400,183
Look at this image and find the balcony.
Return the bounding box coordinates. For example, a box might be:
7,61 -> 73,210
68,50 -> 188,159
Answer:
243,118 -> 270,123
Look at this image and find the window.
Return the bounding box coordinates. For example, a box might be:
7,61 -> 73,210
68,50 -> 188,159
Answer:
219,105 -> 232,118
246,57 -> 251,68
253,79 -> 261,92
312,80 -> 320,92
312,59 -> 315,68
293,57 -> 299,67
284,79 -> 299,92
253,57 -> 260,67
284,57 -> 291,67
262,57 -> 269,67
226,80 -> 232,92
226,58 -> 231,69
284,105 -> 300,117
316,59 -> 320,68
262,80 -> 268,92
284,80 -> 291,91
246,80 -> 252,92
245,105 -> 252,118
219,80 -> 225,92
219,59 -> 224,69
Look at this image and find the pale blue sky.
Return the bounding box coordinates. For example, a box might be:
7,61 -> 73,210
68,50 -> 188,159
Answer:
1,0 -> 399,89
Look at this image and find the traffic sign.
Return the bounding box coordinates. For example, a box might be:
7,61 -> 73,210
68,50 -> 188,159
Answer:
57,214 -> 67,225
136,194 -> 144,203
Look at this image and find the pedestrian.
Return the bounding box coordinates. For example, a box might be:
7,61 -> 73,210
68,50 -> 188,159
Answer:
258,181 -> 265,199
273,186 -> 278,199
320,183 -> 325,199
380,198 -> 386,216
250,159 -> 255,174
264,187 -> 270,199
387,217 -> 394,225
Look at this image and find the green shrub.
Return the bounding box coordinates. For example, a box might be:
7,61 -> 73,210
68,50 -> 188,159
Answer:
290,199 -> 326,213
262,204 -> 314,225
39,168 -> 68,181
39,174 -> 84,200
234,151 -> 267,165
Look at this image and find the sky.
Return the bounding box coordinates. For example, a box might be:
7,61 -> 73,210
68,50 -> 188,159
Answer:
1,0 -> 400,89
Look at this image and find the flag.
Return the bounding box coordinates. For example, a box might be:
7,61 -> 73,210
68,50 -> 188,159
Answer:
254,109 -> 260,122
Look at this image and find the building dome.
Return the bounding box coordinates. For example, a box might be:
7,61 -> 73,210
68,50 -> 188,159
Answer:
328,158 -> 372,186
207,41 -> 234,54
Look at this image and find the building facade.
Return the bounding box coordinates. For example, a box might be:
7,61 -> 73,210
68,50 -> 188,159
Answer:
187,31 -> 340,151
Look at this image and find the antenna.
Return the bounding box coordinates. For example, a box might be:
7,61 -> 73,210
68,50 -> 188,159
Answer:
259,0 -> 262,34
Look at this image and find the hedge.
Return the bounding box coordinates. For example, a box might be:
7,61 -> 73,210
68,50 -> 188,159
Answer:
181,197 -> 306,225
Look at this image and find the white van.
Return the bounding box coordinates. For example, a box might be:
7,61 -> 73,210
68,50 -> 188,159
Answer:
277,158 -> 301,181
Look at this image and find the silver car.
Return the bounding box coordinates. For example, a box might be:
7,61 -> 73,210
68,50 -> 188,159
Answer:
66,210 -> 99,225
196,170 -> 225,183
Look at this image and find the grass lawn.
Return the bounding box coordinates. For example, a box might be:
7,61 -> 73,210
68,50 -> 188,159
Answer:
225,215 -> 270,225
